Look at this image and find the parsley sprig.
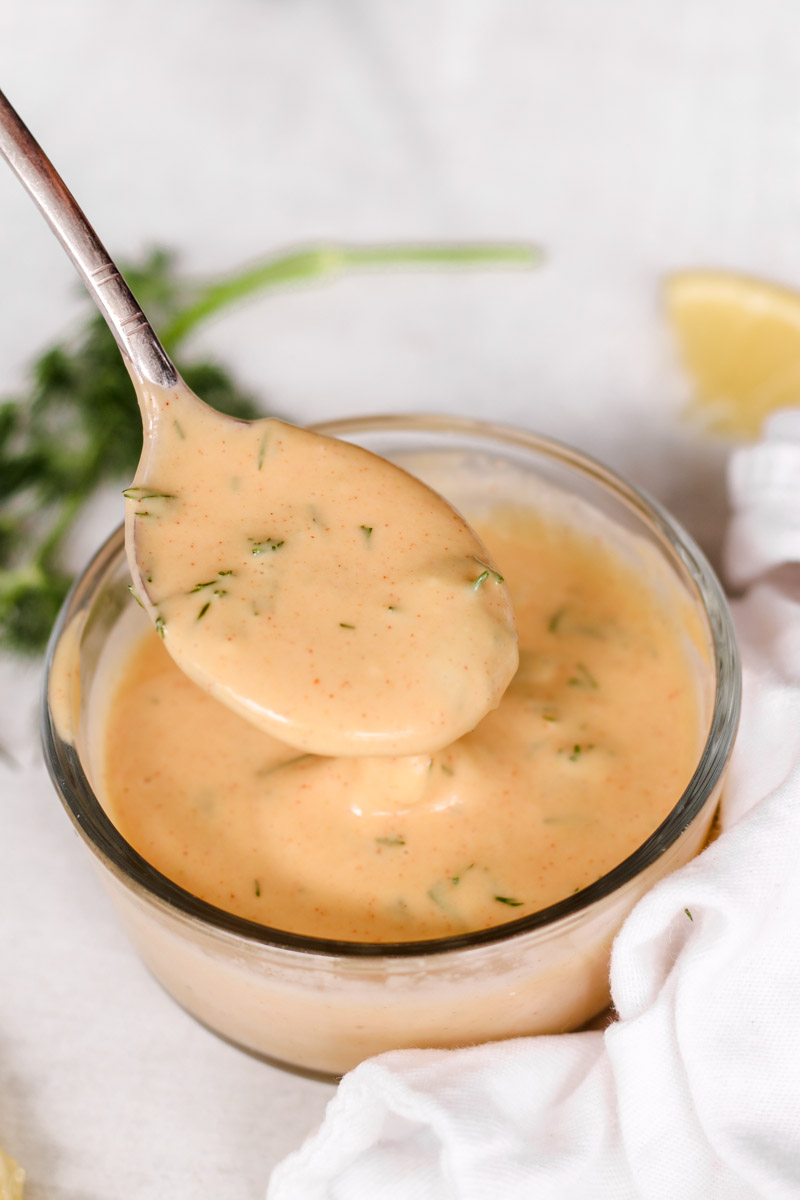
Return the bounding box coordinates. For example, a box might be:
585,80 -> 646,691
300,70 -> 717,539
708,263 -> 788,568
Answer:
0,240 -> 538,654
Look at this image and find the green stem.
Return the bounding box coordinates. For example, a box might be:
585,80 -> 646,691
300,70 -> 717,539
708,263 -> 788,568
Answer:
161,241 -> 541,349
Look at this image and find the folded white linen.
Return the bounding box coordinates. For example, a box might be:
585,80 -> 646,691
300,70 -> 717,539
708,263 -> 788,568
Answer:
726,408 -> 800,588
268,422 -> 800,1200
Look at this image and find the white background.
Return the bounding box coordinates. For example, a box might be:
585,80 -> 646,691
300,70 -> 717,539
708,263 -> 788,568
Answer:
2,2 -> 800,1196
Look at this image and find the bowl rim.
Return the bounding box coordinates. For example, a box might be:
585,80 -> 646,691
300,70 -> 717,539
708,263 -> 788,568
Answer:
41,413 -> 742,960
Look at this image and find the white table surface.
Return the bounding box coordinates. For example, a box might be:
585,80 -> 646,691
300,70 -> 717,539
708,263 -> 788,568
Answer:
2,2 -> 800,1195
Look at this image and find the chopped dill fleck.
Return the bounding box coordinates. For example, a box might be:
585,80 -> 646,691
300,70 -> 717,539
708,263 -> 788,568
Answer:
387,605 -> 396,611
542,710 -> 558,723
376,835 -> 406,847
254,880 -> 262,897
122,487 -> 176,501
197,601 -> 211,620
440,763 -> 454,776
573,886 -> 581,893
568,662 -> 598,689
214,588 -> 227,597
562,743 -> 594,762
127,584 -> 144,608
250,537 -> 285,555
495,895 -> 524,907
470,555 -> 504,588
685,908 -> 693,921
548,607 -> 567,633
257,431 -> 269,470
135,510 -> 153,517
339,622 -> 355,629
360,525 -> 373,538
218,569 -> 233,577
155,615 -> 166,638
190,580 -> 217,592
173,419 -> 185,439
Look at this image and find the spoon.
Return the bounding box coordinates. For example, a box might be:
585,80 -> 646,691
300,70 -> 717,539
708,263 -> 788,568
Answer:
0,89 -> 518,756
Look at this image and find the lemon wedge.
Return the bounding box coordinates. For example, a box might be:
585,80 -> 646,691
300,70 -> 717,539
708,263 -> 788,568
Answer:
665,270 -> 800,436
0,1147 -> 24,1200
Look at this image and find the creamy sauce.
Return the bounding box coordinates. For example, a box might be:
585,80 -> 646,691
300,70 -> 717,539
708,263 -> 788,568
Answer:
104,504 -> 702,943
125,387 -> 518,756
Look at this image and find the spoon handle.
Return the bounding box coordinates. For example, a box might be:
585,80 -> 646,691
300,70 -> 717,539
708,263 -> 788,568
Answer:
0,89 -> 177,390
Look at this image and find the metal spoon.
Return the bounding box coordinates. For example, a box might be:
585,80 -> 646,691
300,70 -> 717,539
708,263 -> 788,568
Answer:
0,90 -> 178,404
0,89 -> 518,756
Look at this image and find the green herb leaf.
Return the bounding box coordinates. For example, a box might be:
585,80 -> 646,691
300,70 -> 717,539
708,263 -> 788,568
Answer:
567,662 -> 598,689
122,487 -> 176,501
548,607 -> 567,633
494,895 -> 524,907
250,537 -> 285,555
470,556 -> 504,590
561,742 -> 595,762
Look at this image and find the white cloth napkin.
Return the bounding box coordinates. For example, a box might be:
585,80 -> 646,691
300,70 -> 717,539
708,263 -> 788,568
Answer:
268,414 -> 800,1200
726,410 -> 800,589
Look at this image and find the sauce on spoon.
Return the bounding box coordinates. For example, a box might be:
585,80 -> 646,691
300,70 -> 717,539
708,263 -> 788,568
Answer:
126,382 -> 518,756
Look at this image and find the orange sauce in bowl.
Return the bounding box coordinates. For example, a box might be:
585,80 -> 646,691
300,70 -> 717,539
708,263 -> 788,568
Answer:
103,504 -> 702,942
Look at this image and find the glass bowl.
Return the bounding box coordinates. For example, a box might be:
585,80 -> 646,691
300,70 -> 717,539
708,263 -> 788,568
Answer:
41,415 -> 740,1077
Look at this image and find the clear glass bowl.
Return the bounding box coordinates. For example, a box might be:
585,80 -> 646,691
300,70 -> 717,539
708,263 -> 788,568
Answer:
41,415 -> 741,1077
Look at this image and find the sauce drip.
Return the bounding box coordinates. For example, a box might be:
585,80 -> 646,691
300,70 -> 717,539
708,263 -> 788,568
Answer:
125,388 -> 518,756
